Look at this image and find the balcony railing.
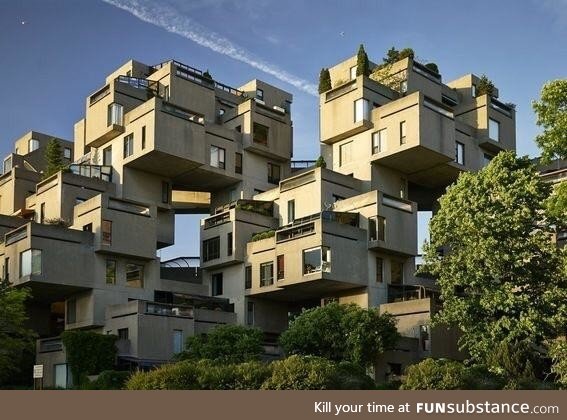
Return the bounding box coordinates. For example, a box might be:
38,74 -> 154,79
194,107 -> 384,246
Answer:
145,301 -> 194,318
38,337 -> 63,353
204,211 -> 231,229
69,164 -> 112,183
387,284 -> 439,303
213,199 -> 274,218
115,75 -> 161,98
291,160 -> 316,170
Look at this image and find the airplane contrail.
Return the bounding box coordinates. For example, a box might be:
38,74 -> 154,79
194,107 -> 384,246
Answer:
102,0 -> 318,96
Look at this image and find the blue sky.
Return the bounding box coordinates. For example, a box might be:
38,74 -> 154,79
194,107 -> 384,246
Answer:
1,0 -> 566,259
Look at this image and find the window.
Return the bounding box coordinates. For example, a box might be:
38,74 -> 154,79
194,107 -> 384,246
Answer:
303,247 -> 331,275
245,266 -> 252,289
246,302 -> 255,326
3,258 -> 8,284
212,273 -> 223,296
372,129 -> 387,154
471,84 -> 477,98
400,121 -> 407,144
377,216 -> 386,241
400,80 -> 408,94
126,263 -> 144,288
483,153 -> 494,167
277,255 -> 285,280
369,216 -> 385,241
173,330 -> 184,354
106,259 -> 116,285
102,220 -> 112,246
202,237 -> 220,262
20,249 -> 42,277
218,108 -> 225,116
162,181 -> 170,204
339,141 -> 353,166
287,200 -> 295,224
235,125 -> 241,133
391,261 -> 403,285
369,217 -> 377,241
350,66 -> 357,80
489,118 -> 500,141
420,325 -> 431,352
3,156 -> 12,174
253,123 -> 269,145
39,203 -> 45,224
376,257 -> 383,283
28,139 -> 40,153
66,299 -> 76,325
210,146 -> 226,169
260,262 -> 274,287
123,134 -> 134,158
354,98 -> 369,122
83,223 -> 92,232
64,147 -> 72,160
227,232 -> 233,256
455,141 -> 465,165
141,126 -> 146,149
267,162 -> 280,184
54,364 -> 70,389
235,152 -> 242,174
256,88 -> 264,101
103,146 -> 112,166
118,328 -> 129,341
107,103 -> 123,126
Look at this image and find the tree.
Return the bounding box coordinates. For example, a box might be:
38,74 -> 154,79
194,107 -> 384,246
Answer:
315,155 -> 327,168
420,152 -> 567,366
179,324 -> 263,364
279,303 -> 399,368
318,68 -> 332,94
202,69 -> 213,81
401,359 -> 469,390
356,44 -> 370,77
532,79 -> 567,162
0,281 -> 35,386
475,74 -> 495,97
43,137 -> 65,179
424,62 -> 439,74
549,341 -> 567,389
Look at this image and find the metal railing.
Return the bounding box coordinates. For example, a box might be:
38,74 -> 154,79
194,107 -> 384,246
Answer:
69,164 -> 112,183
115,75 -> 161,98
204,211 -> 231,229
145,301 -> 194,318
38,337 -> 63,353
291,160 -> 316,170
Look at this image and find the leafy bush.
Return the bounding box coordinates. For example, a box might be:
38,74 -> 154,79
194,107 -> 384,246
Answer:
179,325 -> 263,364
60,331 -> 117,387
279,303 -> 398,368
315,156 -> 327,168
476,74 -> 495,97
251,230 -> 275,242
333,362 -> 376,390
424,62 -> 439,74
356,44 -> 370,77
126,361 -> 201,390
84,370 -> 131,390
261,355 -> 337,390
550,341 -> 567,388
318,68 -> 332,94
401,358 -> 469,390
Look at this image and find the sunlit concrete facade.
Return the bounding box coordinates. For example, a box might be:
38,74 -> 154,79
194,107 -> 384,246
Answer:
2,52 -> 517,386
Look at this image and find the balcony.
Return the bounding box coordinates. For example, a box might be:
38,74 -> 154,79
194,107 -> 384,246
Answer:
387,284 -> 439,304
68,164 -> 112,183
145,301 -> 194,318
37,337 -> 63,353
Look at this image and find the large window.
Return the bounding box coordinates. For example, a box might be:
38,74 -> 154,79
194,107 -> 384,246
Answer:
210,146 -> 226,169
354,98 -> 369,122
369,216 -> 385,241
400,121 -> 407,144
260,262 -> 274,287
287,200 -> 295,224
339,141 -> 353,166
102,220 -> 112,246
212,273 -> 223,296
483,153 -> 494,167
256,89 -> 264,101
489,118 -> 500,141
391,261 -> 403,285
277,255 -> 285,280
376,257 -> 384,283
227,232 -> 233,256
235,152 -> 242,174
455,141 -> 465,165
350,66 -> 357,80
245,266 -> 252,289
173,330 -> 184,354
107,103 -> 123,126
64,147 -> 72,160
28,139 -> 40,153
66,299 -> 76,325
253,123 -> 269,145
103,146 -> 112,166
202,237 -> 220,262
303,247 -> 331,275
106,259 -> 116,285
268,162 -> 281,184
20,249 -> 42,277
3,156 -> 12,174
123,134 -> 134,158
126,263 -> 144,288
372,129 -> 387,154
247,301 -> 255,326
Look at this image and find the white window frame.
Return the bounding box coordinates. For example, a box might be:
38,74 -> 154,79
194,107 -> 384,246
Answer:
210,146 -> 226,169
354,98 -> 369,122
489,118 -> 500,142
372,129 -> 387,154
28,139 -> 40,153
456,141 -> 465,165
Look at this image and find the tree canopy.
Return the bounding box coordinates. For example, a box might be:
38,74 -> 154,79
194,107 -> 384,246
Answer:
43,137 -> 66,179
0,281 -> 35,385
279,303 -> 399,367
318,68 -> 332,94
356,44 -> 370,77
179,324 -> 264,364
420,152 -> 567,364
532,79 -> 567,162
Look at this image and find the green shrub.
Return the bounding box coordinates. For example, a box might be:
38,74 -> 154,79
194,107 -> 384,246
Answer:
126,361 -> 200,390
424,62 -> 439,74
550,341 -> 567,388
476,74 -> 495,97
251,230 -> 275,242
318,68 -> 332,94
401,358 -> 468,390
356,44 -> 370,77
262,355 -> 337,390
61,331 -> 117,387
315,156 -> 327,168
84,370 -> 131,390
333,362 -> 375,390
179,325 -> 264,364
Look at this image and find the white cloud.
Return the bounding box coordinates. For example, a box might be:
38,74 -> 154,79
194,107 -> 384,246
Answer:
102,0 -> 318,96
